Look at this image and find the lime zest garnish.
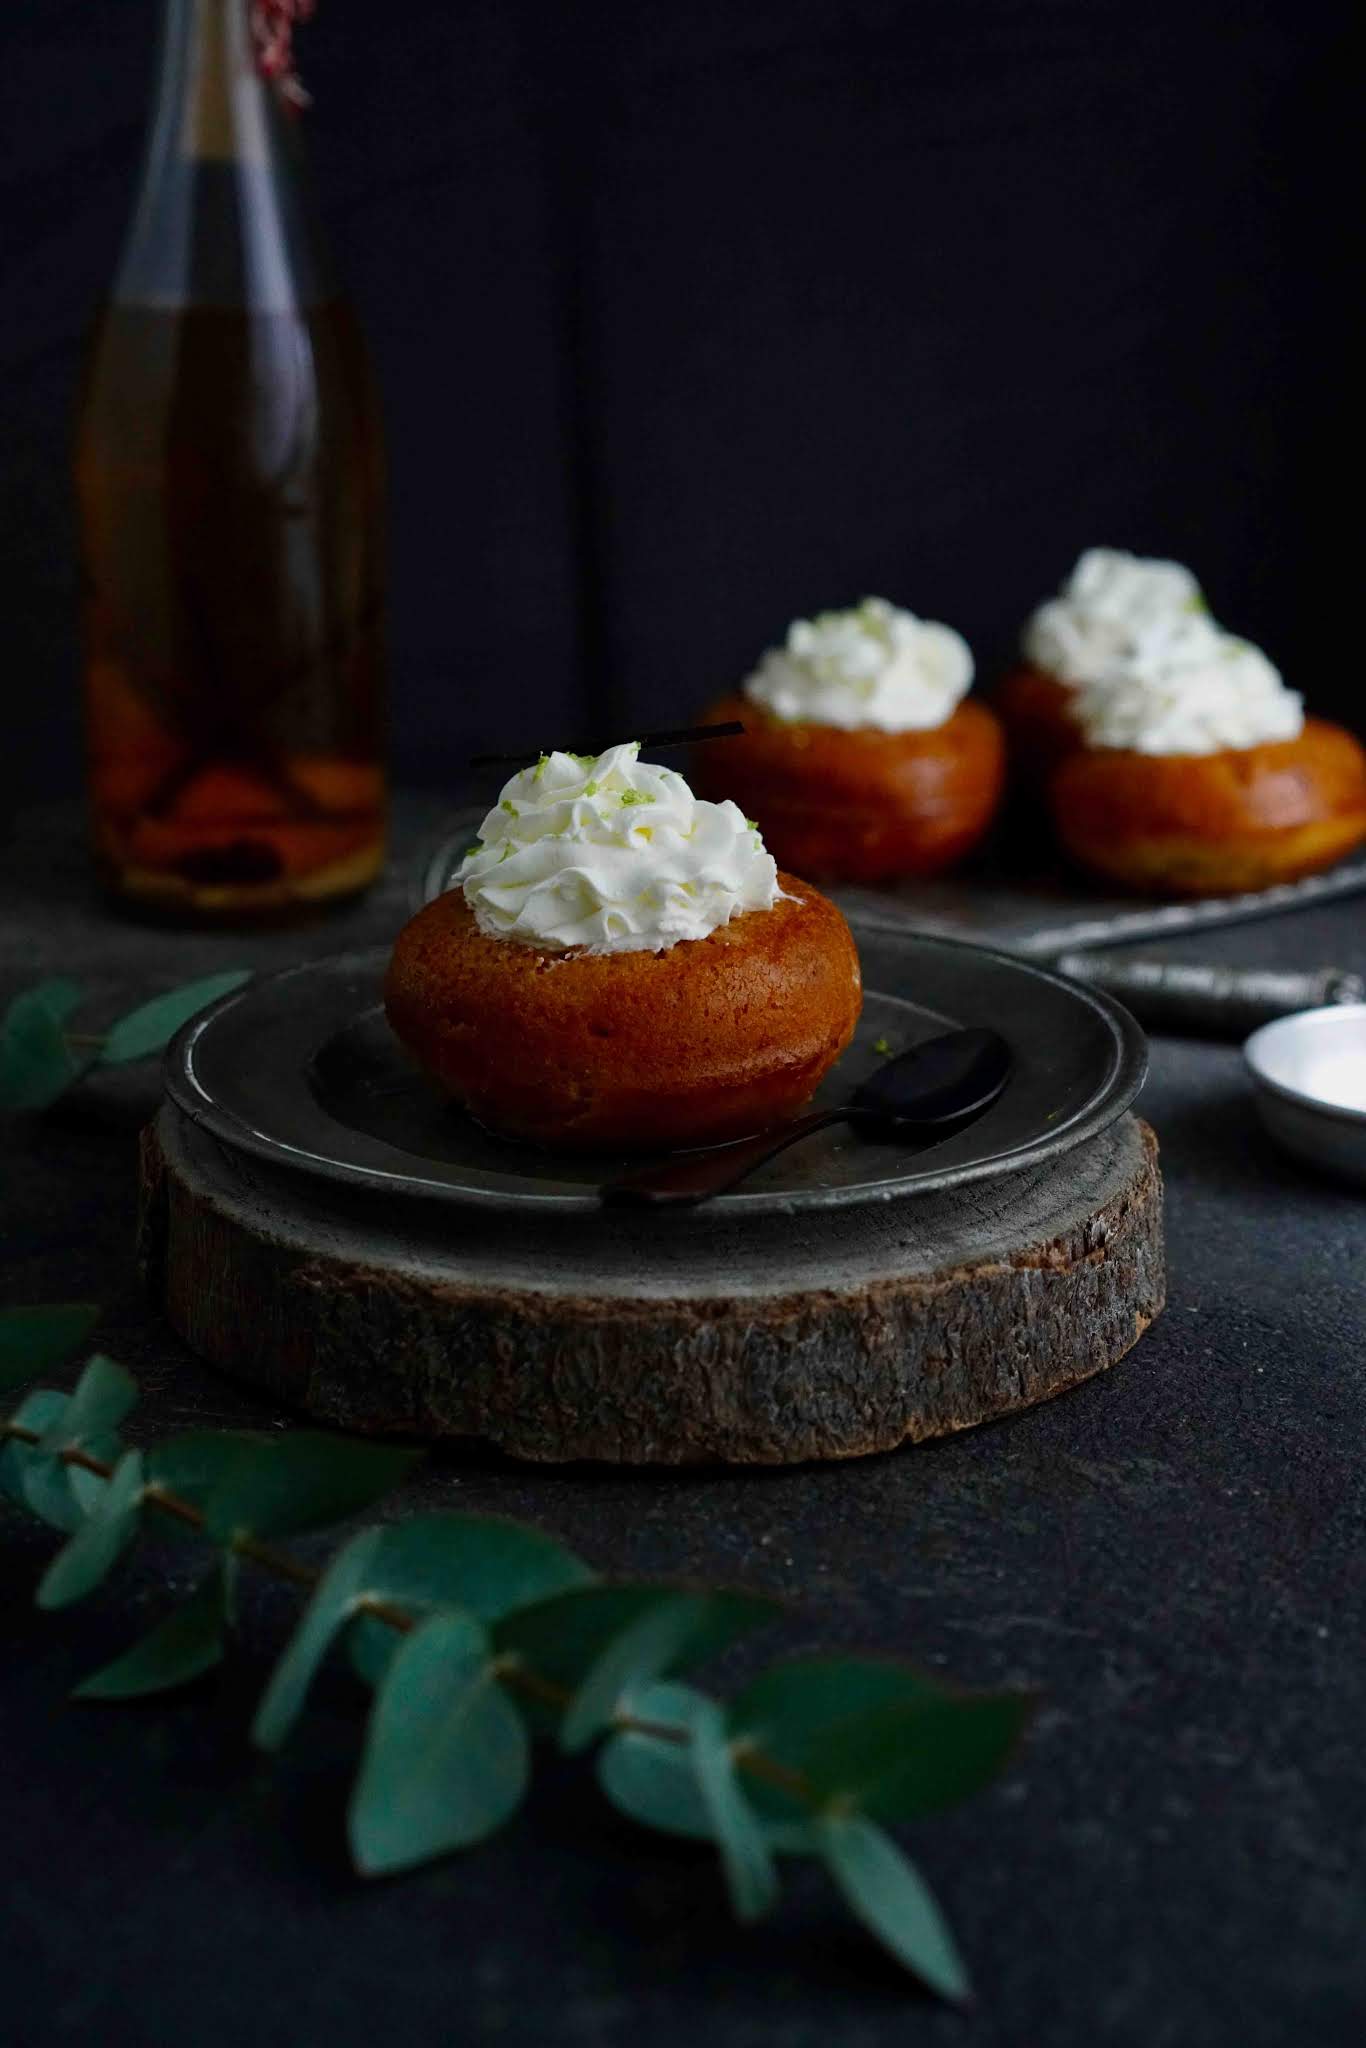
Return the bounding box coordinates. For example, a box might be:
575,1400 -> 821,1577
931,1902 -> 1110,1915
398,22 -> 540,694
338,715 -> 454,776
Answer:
533,753 -> 550,782
499,844 -> 513,863
619,789 -> 656,806
583,780 -> 599,797
501,799 -> 519,816
873,1036 -> 892,1057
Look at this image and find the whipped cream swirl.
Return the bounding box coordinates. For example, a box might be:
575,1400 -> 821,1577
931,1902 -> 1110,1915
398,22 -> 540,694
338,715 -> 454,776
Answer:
456,742 -> 779,953
1072,634 -> 1303,754
1023,548 -> 1207,686
744,597 -> 974,732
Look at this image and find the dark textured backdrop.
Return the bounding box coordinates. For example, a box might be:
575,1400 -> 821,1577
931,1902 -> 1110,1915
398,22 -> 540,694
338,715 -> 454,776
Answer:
2,0 -> 1357,803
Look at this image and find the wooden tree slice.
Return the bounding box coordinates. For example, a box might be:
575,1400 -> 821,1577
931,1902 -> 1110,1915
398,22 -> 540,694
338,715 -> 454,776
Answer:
138,1105 -> 1164,1466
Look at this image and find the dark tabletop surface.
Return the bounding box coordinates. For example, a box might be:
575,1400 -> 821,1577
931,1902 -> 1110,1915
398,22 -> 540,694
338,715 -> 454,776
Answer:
3,798 -> 1364,2048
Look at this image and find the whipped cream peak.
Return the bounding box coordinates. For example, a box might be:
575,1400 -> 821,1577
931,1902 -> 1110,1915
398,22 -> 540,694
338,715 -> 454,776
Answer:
456,741 -> 780,952
1072,633 -> 1303,755
1023,547 -> 1209,687
743,596 -> 974,732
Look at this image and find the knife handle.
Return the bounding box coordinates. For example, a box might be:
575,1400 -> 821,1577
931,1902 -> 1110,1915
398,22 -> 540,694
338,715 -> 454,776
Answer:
1053,955 -> 1364,1040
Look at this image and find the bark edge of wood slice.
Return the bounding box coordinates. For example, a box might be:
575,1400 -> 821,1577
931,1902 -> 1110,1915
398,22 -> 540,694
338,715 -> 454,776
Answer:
139,1104 -> 1165,1466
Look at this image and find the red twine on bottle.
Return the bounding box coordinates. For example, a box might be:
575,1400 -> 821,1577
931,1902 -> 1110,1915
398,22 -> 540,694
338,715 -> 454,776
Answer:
250,0 -> 316,108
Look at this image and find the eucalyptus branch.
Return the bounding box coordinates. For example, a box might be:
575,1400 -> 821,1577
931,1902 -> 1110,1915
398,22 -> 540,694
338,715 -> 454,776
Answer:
1,1416 -> 817,1804
1,1306 -> 1036,2005
0,972 -> 251,1112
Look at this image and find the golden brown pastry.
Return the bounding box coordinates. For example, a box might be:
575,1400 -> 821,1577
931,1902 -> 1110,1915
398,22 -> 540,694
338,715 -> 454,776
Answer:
386,744 -> 862,1149
1050,718 -> 1366,896
695,597 -> 1003,883
1013,547 -> 1366,893
695,692 -> 1004,885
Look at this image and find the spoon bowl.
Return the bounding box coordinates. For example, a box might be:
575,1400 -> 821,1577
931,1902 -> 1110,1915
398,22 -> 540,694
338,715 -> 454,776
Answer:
603,1026 -> 1013,1206
848,1026 -> 1014,1136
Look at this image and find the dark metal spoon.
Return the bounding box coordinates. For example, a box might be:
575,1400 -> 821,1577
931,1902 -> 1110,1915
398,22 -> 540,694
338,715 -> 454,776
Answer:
601,1026 -> 1012,1208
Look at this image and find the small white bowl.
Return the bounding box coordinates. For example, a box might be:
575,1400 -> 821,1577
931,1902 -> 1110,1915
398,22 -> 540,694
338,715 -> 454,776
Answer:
1244,1004 -> 1366,1186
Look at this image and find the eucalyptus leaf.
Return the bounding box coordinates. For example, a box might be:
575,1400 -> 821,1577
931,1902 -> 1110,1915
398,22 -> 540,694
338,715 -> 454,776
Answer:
688,1696 -> 779,1921
0,1390 -> 71,1524
99,971 -> 252,1064
349,1610 -> 529,1875
1,1388 -> 69,1443
599,1682 -> 816,1858
0,1302 -> 100,1393
253,1528 -> 383,1750
0,979 -> 87,1111
199,1431 -> 420,1544
561,1591 -> 776,1754
39,1353 -> 138,1451
561,1598 -> 710,1755
144,1429 -> 267,1509
727,1654 -> 1021,1823
7,977 -> 83,1023
819,1813 -> 972,2005
799,1693 -> 1032,1822
494,1584 -> 681,1697
0,1388 -> 113,1533
347,1513 -> 595,1687
19,1431 -> 124,1533
598,1682 -> 715,1842
495,1584 -> 775,1754
37,1450 -> 145,1609
18,1466 -> 86,1533
729,1654 -> 946,1749
74,1563 -> 232,1700
68,1462 -> 112,1515
22,1349 -> 138,1528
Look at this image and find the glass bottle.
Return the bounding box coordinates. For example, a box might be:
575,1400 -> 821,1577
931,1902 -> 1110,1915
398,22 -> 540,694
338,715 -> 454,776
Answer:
75,0 -> 387,919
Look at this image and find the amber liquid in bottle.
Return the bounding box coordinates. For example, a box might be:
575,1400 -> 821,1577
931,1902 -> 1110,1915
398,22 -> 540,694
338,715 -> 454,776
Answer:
76,0 -> 387,917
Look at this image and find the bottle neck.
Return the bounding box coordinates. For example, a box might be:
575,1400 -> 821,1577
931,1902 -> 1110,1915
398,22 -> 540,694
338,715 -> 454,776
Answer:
115,0 -> 333,312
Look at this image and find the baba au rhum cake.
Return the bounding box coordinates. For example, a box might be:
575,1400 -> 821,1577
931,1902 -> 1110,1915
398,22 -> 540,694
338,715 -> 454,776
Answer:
998,548 -> 1207,785
695,597 -> 1004,883
385,742 -> 862,1149
1000,548 -> 1366,891
1051,651 -> 1366,895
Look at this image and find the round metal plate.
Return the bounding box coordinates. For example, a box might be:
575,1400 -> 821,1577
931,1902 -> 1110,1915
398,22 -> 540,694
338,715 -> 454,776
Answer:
165,935 -> 1147,1216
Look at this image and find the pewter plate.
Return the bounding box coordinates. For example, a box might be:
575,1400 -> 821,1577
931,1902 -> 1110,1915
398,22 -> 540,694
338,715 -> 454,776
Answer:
164,935 -> 1147,1216
417,820 -> 1366,959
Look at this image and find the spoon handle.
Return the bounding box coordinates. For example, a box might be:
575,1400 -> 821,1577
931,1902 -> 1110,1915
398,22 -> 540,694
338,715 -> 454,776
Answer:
601,1108 -> 848,1207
